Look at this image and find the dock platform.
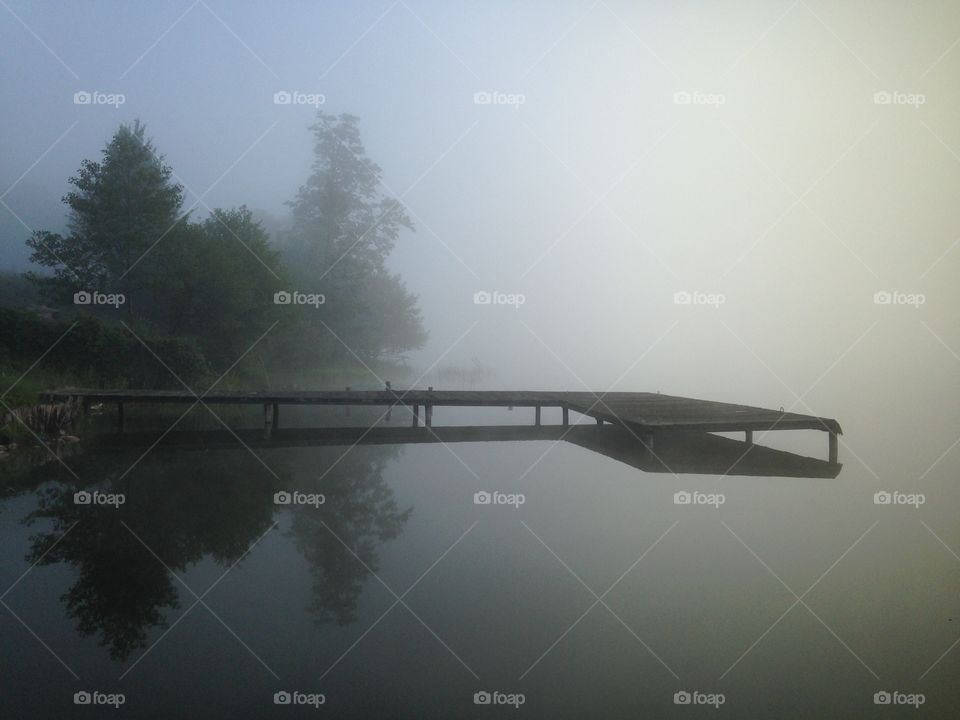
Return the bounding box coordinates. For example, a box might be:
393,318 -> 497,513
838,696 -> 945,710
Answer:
42,388 -> 842,463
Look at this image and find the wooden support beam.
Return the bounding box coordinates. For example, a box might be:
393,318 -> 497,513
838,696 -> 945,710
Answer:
562,406 -> 569,426
411,404 -> 419,427
425,405 -> 433,427
829,432 -> 838,463
272,402 -> 279,430
596,417 -> 603,425
745,430 -> 753,445
345,387 -> 350,417
535,405 -> 541,426
117,402 -> 124,432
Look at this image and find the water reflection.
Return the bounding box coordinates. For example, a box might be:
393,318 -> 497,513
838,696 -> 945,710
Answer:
2,423 -> 836,665
88,423 -> 842,478
8,444 -> 411,662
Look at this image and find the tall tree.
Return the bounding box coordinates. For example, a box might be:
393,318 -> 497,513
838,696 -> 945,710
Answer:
26,120 -> 184,317
282,112 -> 427,363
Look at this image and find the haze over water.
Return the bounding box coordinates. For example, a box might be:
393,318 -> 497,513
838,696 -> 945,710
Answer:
2,1 -> 960,717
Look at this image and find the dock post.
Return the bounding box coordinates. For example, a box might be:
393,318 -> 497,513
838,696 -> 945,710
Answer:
411,404 -> 419,427
426,387 -> 433,427
272,402 -> 279,430
562,406 -> 569,426
345,387 -> 351,417
263,403 -> 273,436
596,417 -> 603,425
828,432 -> 838,463
117,402 -> 124,432
745,430 -> 753,445
385,382 -> 392,421
535,405 -> 541,426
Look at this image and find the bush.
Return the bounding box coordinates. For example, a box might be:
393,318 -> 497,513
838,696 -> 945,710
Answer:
0,308 -> 208,389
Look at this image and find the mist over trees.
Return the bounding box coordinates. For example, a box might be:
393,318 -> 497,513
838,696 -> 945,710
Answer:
276,113 -> 427,368
11,114 -> 427,386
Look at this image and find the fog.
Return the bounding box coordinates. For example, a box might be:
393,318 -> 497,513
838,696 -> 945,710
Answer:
2,3 -> 957,396
3,3 -> 960,716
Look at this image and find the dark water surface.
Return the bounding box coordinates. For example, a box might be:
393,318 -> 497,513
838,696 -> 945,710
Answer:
1,405 -> 957,718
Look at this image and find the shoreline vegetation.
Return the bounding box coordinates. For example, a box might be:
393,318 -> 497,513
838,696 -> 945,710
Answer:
1,113 -> 437,451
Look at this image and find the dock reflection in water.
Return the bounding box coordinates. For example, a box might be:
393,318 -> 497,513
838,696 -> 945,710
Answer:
4,423 -> 838,673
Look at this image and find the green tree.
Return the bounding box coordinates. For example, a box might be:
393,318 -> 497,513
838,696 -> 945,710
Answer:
282,112 -> 427,364
148,206 -> 286,366
26,120 -> 184,318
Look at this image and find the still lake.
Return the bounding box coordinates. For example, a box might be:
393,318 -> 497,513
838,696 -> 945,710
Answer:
1,402 -> 957,718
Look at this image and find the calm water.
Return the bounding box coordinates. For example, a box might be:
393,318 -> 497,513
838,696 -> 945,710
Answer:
1,403 -> 958,718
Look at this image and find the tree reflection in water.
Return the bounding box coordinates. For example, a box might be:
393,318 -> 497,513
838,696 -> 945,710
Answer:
15,443 -> 411,662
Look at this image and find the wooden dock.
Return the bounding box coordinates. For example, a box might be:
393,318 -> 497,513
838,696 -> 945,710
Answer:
42,387 -> 842,462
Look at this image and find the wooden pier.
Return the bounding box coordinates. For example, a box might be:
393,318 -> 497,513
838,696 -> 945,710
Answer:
42,387 -> 842,463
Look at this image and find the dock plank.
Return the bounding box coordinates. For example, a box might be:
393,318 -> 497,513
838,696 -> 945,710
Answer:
41,388 -> 841,435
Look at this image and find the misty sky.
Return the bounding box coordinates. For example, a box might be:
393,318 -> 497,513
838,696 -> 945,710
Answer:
2,0 -> 960,448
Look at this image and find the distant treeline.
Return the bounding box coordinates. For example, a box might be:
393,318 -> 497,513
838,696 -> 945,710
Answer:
5,113 -> 426,391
